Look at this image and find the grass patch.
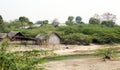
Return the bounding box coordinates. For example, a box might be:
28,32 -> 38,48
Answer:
40,53 -> 98,62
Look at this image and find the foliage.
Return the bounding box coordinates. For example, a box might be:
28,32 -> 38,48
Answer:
42,53 -> 96,62
101,20 -> 115,27
66,16 -> 74,25
75,16 -> 82,24
0,15 -> 3,24
89,17 -> 100,25
43,20 -> 48,25
0,14 -> 120,45
35,20 -> 43,24
62,33 -> 91,45
19,16 -> 30,28
0,40 -> 9,52
19,16 -> 29,23
95,47 -> 118,60
35,20 -> 48,26
57,24 -> 120,44
0,40 -> 55,70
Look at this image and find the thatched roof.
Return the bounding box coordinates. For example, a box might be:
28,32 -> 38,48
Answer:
35,33 -> 47,40
36,32 -> 61,40
0,33 -> 7,38
48,32 -> 61,40
8,31 -> 24,39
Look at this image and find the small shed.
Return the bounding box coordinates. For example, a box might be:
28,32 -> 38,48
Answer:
47,32 -> 61,45
8,31 -> 25,41
35,33 -> 47,45
35,32 -> 61,45
0,33 -> 8,41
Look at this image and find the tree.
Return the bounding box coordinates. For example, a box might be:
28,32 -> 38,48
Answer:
101,20 -> 115,27
19,16 -> 29,28
68,16 -> 74,23
51,18 -> 60,27
43,20 -> 48,25
28,21 -> 33,27
101,12 -> 116,27
0,15 -> 3,24
0,15 -> 5,32
42,20 -> 49,26
75,16 -> 82,24
89,17 -> 100,25
66,16 -> 74,25
35,21 -> 43,24
9,19 -> 22,28
101,12 -> 116,22
35,20 -> 48,26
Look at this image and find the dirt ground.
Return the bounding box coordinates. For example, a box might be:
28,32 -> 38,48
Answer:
8,44 -> 120,55
7,44 -> 106,52
7,44 -> 120,70
54,44 -> 102,55
44,58 -> 120,70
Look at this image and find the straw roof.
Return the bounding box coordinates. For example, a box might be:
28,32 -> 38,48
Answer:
36,32 -> 61,40
35,33 -> 47,40
8,31 -> 24,39
0,33 -> 7,38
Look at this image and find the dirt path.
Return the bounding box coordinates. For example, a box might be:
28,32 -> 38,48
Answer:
44,58 -> 120,70
54,44 -> 102,55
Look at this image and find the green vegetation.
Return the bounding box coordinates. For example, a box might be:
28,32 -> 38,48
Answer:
89,17 -> 100,25
0,40 -> 120,70
95,47 -> 119,60
41,46 -> 120,62
0,12 -> 120,45
1,22 -> 120,45
41,54 -> 97,62
0,40 -> 56,70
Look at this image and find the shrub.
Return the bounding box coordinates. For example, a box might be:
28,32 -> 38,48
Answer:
92,33 -> 120,44
95,47 -> 118,60
62,33 -> 92,45
0,40 -> 47,70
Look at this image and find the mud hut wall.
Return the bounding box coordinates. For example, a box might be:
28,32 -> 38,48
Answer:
47,34 -> 61,45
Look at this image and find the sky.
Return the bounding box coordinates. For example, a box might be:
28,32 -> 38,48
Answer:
0,0 -> 120,24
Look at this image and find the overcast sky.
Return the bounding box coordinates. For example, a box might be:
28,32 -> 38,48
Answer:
0,0 -> 120,24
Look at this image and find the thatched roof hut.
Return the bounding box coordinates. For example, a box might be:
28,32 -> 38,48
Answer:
36,33 -> 46,40
0,33 -> 8,41
35,32 -> 61,45
47,32 -> 61,45
8,31 -> 25,41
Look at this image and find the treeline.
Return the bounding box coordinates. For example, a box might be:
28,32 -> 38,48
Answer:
0,12 -> 120,45
57,24 -> 120,45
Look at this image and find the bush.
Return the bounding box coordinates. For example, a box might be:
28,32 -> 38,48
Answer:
0,40 -> 47,70
92,33 -> 120,44
95,47 -> 118,60
62,33 -> 92,45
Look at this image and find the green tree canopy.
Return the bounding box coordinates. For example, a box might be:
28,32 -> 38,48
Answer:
19,16 -> 29,23
35,21 -> 43,24
101,12 -> 116,27
66,16 -> 74,25
89,17 -> 100,25
19,16 -> 30,28
43,20 -> 48,25
101,20 -> 115,27
0,15 -> 3,24
75,16 -> 82,24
